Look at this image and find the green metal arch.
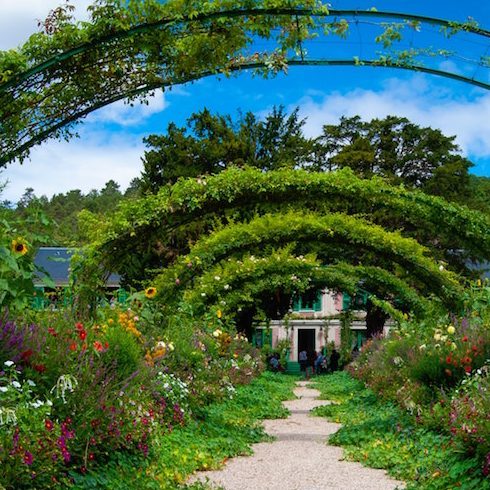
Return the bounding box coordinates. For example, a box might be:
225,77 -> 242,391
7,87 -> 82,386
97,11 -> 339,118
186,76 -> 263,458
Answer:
1,5 -> 488,166
1,7 -> 488,92
3,58 -> 488,167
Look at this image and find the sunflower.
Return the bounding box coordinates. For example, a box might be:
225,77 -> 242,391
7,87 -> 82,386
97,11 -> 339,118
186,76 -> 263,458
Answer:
11,238 -> 28,256
145,287 -> 157,299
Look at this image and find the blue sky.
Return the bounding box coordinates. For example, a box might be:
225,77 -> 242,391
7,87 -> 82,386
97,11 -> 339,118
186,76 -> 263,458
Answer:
0,0 -> 489,202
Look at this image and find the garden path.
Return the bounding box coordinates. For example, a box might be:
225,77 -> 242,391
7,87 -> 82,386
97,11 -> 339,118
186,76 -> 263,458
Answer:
191,380 -> 405,490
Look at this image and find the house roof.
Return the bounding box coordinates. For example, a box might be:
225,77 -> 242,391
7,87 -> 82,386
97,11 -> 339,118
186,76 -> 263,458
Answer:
34,247 -> 120,287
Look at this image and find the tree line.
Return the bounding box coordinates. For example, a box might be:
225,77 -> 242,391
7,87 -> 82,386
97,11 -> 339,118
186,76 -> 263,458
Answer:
2,107 -> 490,246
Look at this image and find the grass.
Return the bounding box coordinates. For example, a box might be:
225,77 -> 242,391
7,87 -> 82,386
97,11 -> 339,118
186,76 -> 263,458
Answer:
70,372 -> 298,489
312,372 -> 490,490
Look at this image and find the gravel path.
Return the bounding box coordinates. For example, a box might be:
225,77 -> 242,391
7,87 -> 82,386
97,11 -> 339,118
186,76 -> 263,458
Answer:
190,381 -> 405,490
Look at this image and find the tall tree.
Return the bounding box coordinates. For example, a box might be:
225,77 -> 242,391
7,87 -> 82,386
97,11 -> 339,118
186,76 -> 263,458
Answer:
318,115 -> 473,200
140,106 -> 313,192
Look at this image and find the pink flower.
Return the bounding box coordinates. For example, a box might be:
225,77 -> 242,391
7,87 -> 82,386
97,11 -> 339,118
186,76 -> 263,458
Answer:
23,451 -> 33,465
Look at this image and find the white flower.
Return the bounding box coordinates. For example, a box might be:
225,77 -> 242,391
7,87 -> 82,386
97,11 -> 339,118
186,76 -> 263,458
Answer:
201,292 -> 206,297
51,374 -> 78,404
0,407 -> 17,426
27,380 -> 36,387
4,361 -> 14,368
214,276 -> 221,281
168,342 -> 175,351
0,386 -> 8,393
224,284 -> 230,290
11,381 -> 21,389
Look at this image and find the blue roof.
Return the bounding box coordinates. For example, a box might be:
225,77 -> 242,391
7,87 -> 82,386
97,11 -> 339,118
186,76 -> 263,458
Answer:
34,247 -> 120,287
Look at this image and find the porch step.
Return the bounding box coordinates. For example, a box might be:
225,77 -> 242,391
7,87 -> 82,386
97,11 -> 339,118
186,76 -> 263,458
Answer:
286,361 -> 301,374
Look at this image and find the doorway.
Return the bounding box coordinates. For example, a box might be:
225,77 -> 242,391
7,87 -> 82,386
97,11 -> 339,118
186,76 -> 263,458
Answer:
298,329 -> 315,359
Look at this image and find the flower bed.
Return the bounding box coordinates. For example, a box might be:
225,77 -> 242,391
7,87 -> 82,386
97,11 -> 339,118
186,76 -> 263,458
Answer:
0,303 -> 263,489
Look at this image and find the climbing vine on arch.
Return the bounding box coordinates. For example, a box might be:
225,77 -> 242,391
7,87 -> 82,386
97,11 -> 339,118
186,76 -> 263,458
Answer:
178,248 -> 433,319
80,167 -> 490,286
149,210 -> 462,307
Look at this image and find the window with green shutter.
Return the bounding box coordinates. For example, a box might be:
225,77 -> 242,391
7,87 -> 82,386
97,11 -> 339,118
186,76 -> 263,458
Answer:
293,290 -> 323,312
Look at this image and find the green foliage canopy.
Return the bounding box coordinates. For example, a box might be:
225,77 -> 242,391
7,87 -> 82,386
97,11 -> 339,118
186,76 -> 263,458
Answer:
84,167 -> 490,281
151,210 -> 462,308
180,249 -> 432,317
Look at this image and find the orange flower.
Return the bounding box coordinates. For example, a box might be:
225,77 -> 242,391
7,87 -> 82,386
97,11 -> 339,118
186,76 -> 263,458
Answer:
69,342 -> 77,351
93,341 -> 103,352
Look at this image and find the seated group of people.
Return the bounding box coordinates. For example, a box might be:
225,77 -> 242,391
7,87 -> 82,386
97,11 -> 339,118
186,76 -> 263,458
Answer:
299,348 -> 340,377
268,353 -> 285,372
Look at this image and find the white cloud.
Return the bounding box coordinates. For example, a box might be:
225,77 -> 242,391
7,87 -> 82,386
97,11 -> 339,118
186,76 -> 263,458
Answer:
87,89 -> 169,126
1,132 -> 144,202
0,0 -> 92,50
293,75 -> 490,160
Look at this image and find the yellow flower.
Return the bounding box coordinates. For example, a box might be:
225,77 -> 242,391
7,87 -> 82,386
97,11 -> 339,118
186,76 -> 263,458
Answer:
447,325 -> 456,335
11,238 -> 28,256
145,287 -> 157,299
433,333 -> 441,341
217,309 -> 222,319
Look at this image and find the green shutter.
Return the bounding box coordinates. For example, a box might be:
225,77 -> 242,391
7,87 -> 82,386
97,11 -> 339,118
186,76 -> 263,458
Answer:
292,296 -> 301,311
342,293 -> 351,310
314,291 -> 322,311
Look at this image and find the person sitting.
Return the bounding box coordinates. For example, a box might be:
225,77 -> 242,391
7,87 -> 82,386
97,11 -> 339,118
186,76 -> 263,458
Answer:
269,354 -> 280,371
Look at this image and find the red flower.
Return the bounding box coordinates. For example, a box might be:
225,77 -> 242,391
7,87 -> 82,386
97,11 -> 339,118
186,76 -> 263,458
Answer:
45,419 -> 54,431
464,365 -> 472,373
462,336 -> 468,342
104,342 -> 109,349
78,330 -> 87,341
93,341 -> 103,352
21,349 -> 33,361
462,356 -> 472,365
446,356 -> 452,364
69,342 -> 77,352
75,322 -> 84,331
48,327 -> 57,336
34,364 -> 46,373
